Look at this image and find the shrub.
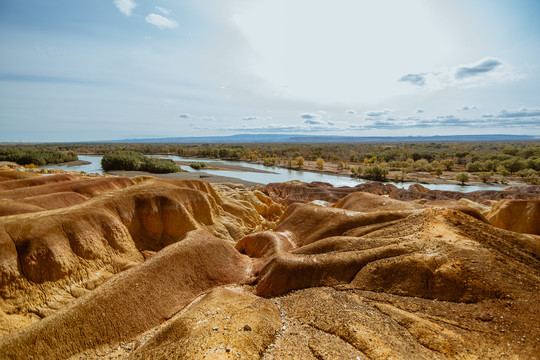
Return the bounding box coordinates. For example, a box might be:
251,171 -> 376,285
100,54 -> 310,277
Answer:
101,151 -> 180,173
441,159 -> 454,171
316,158 -> 325,170
102,151 -> 145,171
363,165 -> 388,181
263,157 -> 277,166
455,172 -> 469,185
478,172 -> 492,183
295,156 -> 304,168
413,159 -> 429,172
466,161 -> 482,172
496,164 -> 510,176
287,159 -> 294,168
142,158 -> 179,173
189,162 -> 207,170
518,168 -> 536,179
502,157 -> 526,173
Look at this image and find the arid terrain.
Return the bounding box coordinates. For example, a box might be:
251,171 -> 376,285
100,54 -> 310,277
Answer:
0,167 -> 538,359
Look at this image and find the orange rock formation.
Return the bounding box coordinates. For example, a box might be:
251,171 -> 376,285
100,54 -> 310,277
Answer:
0,175 -> 538,359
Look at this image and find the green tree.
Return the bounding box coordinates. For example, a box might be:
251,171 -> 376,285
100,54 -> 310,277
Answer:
316,158 -> 325,170
478,172 -> 492,183
502,157 -> 526,173
295,156 -> 304,168
363,165 -> 389,181
441,159 -> 454,171
455,172 -> 469,185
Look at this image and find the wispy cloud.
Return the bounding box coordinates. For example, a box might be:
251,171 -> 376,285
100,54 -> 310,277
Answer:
398,73 -> 426,86
145,13 -> 178,29
218,124 -> 339,133
304,119 -> 325,125
455,58 -> 503,80
491,107 -> 540,118
243,116 -> 258,121
155,6 -> 170,15
460,105 -> 478,111
0,73 -> 97,85
345,109 -> 357,115
300,113 -> 320,120
114,0 -> 136,16
365,109 -> 392,117
179,113 -> 191,118
397,57 -> 521,89
416,108 -> 425,113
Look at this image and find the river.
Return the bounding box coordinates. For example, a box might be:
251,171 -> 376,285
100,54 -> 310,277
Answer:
41,154 -> 507,193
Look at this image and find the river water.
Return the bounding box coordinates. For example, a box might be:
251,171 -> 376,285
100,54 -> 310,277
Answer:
41,154 -> 507,193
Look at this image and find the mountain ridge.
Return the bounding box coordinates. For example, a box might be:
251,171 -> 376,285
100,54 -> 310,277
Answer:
103,134 -> 538,144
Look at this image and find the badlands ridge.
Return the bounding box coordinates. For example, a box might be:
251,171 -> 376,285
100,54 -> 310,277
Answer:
0,169 -> 538,359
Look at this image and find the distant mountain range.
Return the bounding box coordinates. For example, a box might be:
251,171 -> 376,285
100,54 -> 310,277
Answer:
106,134 -> 539,144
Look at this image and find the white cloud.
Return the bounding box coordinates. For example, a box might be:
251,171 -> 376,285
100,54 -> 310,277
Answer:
179,113 -> 191,118
492,107 -> 540,118
243,116 -> 258,121
155,6 -> 170,15
114,0 -> 136,16
416,108 -> 425,113
460,105 -> 478,111
300,112 -> 320,120
365,109 -> 392,117
455,58 -> 502,80
345,109 -> 357,115
398,57 -> 522,90
145,13 -> 178,30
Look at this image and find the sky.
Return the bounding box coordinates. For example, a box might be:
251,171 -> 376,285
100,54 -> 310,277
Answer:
1,0 -> 540,142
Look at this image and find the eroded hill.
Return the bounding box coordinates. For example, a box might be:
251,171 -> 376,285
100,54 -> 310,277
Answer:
0,175 -> 538,359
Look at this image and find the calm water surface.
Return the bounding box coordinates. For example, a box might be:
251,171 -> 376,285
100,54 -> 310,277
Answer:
41,154 -> 507,193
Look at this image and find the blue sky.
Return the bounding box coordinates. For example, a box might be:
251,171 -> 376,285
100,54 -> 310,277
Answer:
1,0 -> 539,142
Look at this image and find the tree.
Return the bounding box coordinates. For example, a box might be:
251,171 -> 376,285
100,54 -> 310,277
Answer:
466,161 -> 482,172
363,156 -> 377,165
295,156 -> 304,168
316,158 -> 325,170
435,168 -> 442,178
287,158 -> 294,168
502,157 -> 526,173
478,172 -> 492,183
363,165 -> 389,181
455,172 -> 469,185
441,159 -> 454,171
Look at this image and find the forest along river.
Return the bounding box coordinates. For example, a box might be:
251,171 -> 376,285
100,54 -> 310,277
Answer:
41,154 -> 507,193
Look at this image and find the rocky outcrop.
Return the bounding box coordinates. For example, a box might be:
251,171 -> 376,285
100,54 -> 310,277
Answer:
262,181 -> 540,207
333,192 -> 424,212
130,287 -> 281,359
262,181 -> 398,205
0,230 -> 250,360
0,175 -> 277,335
0,175 -> 539,359
486,199 -> 540,235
